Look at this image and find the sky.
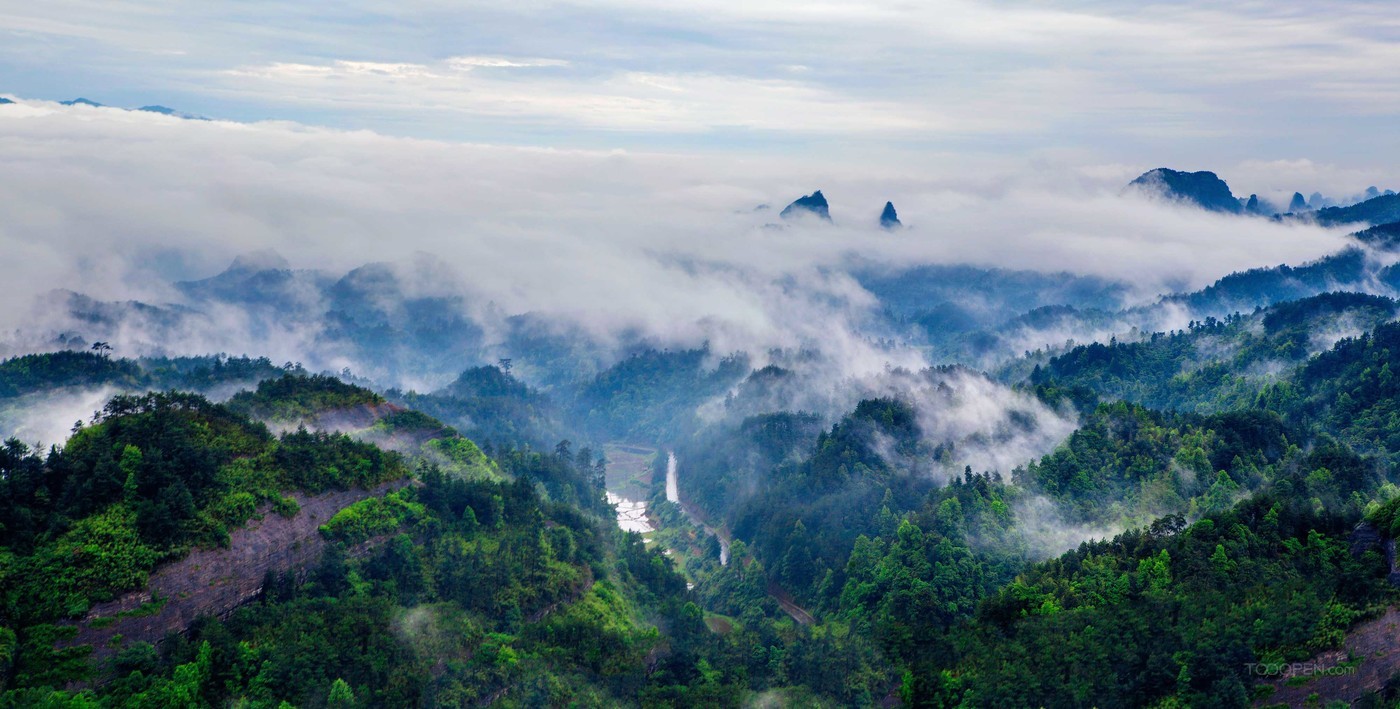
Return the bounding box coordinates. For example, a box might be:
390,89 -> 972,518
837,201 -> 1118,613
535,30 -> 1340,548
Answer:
0,0 -> 1389,379
3,1 -> 1400,175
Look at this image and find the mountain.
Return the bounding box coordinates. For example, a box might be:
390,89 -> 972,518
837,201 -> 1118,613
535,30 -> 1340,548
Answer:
21,196 -> 1400,706
51,97 -> 208,119
1242,194 -> 1286,216
1127,168 -> 1243,213
137,105 -> 210,121
0,378 -> 739,706
1352,221 -> 1400,250
779,190 -> 832,221
0,98 -> 13,106
22,252 -> 489,385
227,248 -> 291,273
879,201 -> 902,229
860,263 -> 1130,319
1311,192 -> 1400,227
1290,191 -> 1310,211
14,246 -> 1400,707
176,250 -> 326,311
1029,291 -> 1399,412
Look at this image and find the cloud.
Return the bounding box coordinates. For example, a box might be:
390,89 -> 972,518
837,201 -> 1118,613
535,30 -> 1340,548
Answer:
218,57 -> 946,134
1229,159 -> 1397,204
0,386 -> 118,448
0,100 -> 1357,387
227,61 -> 445,80
226,56 -> 570,82
446,56 -> 569,70
1004,494 -> 1123,558
895,367 -> 1081,477
4,1 -> 1400,164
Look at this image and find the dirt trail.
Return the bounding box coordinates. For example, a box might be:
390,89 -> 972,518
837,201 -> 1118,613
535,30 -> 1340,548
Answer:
765,579 -> 816,626
675,495 -> 731,566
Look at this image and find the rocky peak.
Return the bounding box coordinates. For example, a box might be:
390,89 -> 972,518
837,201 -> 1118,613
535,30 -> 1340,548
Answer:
1127,168 -> 1242,213
880,202 -> 902,229
780,190 -> 832,222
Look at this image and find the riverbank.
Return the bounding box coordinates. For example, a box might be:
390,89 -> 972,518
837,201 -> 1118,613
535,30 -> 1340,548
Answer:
601,443 -> 659,538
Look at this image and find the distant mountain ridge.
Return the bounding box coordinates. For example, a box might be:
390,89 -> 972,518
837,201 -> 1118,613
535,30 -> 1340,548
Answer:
54,96 -> 209,120
1311,193 -> 1400,227
1352,221 -> 1400,251
1127,167 -> 1395,220
1127,168 -> 1242,213
137,104 -> 210,120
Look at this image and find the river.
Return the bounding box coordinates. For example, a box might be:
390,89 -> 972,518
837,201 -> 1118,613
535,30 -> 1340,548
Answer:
665,451 -> 679,503
604,446 -> 728,565
666,452 -> 729,566
609,447 -> 813,623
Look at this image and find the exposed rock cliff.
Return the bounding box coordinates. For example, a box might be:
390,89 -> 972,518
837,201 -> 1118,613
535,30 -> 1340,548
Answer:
63,479 -> 412,669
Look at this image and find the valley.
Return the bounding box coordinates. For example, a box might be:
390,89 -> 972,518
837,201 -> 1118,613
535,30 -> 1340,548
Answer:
5,60 -> 1400,705
10,224 -> 1400,706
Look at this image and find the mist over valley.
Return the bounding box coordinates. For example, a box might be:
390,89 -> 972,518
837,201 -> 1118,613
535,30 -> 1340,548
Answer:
6,3 -> 1400,706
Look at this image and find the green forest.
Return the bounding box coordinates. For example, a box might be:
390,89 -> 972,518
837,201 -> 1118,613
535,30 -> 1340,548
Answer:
8,261 -> 1400,707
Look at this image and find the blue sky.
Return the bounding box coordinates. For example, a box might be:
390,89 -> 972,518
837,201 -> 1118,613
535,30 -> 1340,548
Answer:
5,0 -> 1400,170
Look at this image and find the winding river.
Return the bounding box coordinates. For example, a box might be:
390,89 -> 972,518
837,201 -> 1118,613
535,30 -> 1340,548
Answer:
605,447 -> 728,565
666,452 -> 730,566
609,447 -> 812,623
665,452 -> 679,503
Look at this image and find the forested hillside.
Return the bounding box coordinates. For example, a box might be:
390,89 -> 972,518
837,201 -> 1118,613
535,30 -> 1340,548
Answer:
11,236 -> 1400,707
0,368 -> 900,706
1030,292 -> 1397,412
641,275 -> 1400,706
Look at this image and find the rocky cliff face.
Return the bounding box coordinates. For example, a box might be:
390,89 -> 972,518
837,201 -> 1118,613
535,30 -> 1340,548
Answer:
1261,605 -> 1400,707
62,479 -> 411,669
1348,521 -> 1400,584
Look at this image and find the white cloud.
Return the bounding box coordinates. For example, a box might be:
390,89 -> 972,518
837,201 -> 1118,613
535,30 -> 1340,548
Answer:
217,56 -> 949,133
445,55 -> 568,70
0,101 -> 1354,370
2,1 -> 1399,163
